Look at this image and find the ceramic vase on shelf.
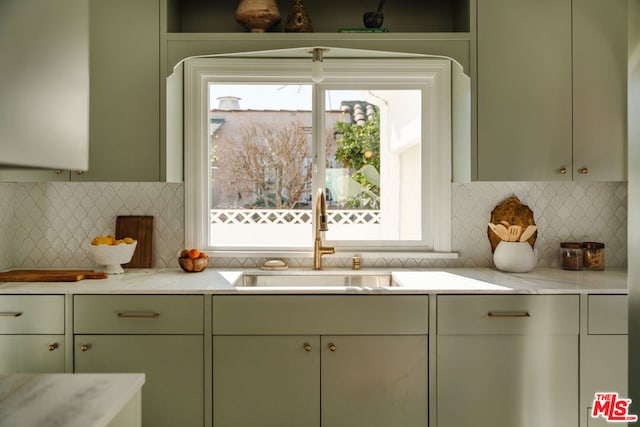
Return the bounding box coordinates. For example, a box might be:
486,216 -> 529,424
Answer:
285,0 -> 314,32
493,241 -> 536,273
235,0 -> 281,33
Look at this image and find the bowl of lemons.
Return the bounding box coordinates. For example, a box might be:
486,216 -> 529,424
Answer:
89,235 -> 137,274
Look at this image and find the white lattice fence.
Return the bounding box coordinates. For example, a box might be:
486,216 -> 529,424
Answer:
211,209 -> 381,225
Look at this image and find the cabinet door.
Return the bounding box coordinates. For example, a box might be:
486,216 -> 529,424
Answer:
213,335 -> 320,427
75,335 -> 203,427
80,0 -> 159,181
438,334 -> 578,427
583,336 -> 628,427
321,335 -> 428,427
477,0 -> 572,180
0,0 -> 88,172
572,0 -> 627,181
0,335 -> 65,373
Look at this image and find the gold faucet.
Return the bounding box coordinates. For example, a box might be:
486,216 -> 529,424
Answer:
313,188 -> 335,270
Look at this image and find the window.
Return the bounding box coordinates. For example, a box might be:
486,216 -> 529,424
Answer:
184,50 -> 453,256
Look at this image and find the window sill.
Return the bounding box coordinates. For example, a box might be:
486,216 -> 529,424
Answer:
207,250 -> 459,260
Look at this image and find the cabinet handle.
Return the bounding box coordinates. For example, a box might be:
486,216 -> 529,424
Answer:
75,171 -> 84,175
0,312 -> 23,318
579,167 -> 589,174
304,343 -> 312,352
116,312 -> 160,319
328,343 -> 337,352
488,311 -> 530,318
48,343 -> 58,352
559,167 -> 568,175
80,344 -> 89,352
54,170 -> 63,175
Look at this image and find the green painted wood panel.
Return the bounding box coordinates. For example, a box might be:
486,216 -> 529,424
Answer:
588,295 -> 628,334
438,334 -> 578,427
0,295 -> 64,334
477,0 -> 573,181
321,335 -> 428,427
212,335 -> 320,427
0,335 -> 65,373
75,334 -> 203,427
212,295 -> 429,335
572,0 -> 627,181
74,295 -> 203,334
437,294 -> 579,335
582,336 -> 628,427
80,0 -> 160,181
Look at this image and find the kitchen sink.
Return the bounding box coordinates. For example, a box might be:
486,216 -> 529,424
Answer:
238,272 -> 395,288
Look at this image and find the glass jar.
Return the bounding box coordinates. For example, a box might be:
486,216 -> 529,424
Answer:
583,242 -> 605,270
560,242 -> 583,270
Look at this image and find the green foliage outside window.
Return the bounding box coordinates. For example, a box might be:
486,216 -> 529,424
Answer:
333,110 -> 381,209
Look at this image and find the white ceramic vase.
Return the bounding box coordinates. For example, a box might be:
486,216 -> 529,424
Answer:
493,241 -> 536,273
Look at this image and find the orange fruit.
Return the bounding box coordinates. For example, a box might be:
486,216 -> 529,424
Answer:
198,252 -> 208,259
188,249 -> 200,259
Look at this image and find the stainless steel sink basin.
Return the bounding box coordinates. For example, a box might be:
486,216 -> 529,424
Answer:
239,272 -> 394,288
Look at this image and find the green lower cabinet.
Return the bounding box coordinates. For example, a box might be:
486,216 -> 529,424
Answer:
74,335 -> 204,427
437,335 -> 578,427
212,334 -> 428,427
213,335 -> 321,427
583,336 -> 628,427
320,335 -> 428,427
0,335 -> 65,373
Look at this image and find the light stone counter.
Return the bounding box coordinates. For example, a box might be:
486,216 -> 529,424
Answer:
0,267 -> 627,294
0,373 -> 144,427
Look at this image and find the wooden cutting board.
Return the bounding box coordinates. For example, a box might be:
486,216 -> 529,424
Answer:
0,270 -> 108,282
116,215 -> 154,268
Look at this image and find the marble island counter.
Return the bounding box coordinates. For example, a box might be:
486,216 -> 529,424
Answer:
0,267 -> 627,294
0,373 -> 145,427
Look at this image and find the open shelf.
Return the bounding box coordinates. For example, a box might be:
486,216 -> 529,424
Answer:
165,0 -> 470,34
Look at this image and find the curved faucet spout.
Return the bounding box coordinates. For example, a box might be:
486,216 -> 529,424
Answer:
313,189 -> 335,270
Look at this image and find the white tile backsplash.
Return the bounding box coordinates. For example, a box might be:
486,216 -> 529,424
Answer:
0,181 -> 627,270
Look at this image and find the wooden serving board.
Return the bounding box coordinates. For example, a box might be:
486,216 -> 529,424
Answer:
487,196 -> 538,253
0,270 -> 108,282
116,215 -> 154,268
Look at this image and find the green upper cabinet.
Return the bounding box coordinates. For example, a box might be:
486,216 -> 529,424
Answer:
476,0 -> 627,181
572,0 -> 627,182
476,0 -> 573,181
0,0 -> 160,182
0,0 -> 88,177
82,0 -> 160,181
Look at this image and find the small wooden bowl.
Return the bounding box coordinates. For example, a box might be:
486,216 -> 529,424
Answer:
179,257 -> 208,273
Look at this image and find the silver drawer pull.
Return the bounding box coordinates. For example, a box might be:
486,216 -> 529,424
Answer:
488,311 -> 530,318
0,312 -> 23,318
116,312 -> 160,319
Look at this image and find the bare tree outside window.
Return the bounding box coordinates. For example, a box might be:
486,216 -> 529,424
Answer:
218,122 -> 312,209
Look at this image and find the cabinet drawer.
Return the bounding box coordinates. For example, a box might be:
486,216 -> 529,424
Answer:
588,295 -> 628,334
74,295 -> 204,334
0,295 -> 64,334
437,295 -> 579,335
212,295 -> 429,335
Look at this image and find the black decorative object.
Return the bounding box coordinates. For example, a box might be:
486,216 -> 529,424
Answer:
363,0 -> 386,29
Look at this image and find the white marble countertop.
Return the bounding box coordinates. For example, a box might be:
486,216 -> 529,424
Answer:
0,267 -> 627,294
0,373 -> 145,427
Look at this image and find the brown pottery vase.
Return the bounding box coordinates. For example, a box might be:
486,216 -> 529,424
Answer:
235,0 -> 281,33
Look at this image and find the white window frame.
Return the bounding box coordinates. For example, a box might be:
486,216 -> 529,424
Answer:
184,52 -> 453,258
